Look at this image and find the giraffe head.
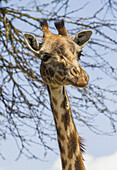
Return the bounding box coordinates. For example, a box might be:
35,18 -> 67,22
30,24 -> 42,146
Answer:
23,19 -> 92,88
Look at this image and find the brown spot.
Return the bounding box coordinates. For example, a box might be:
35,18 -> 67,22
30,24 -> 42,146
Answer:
58,62 -> 66,70
68,164 -> 72,170
58,70 -> 63,76
46,69 -> 49,75
75,156 -> 85,170
48,67 -> 55,77
60,100 -> 66,109
57,126 -> 65,141
61,111 -> 70,131
42,76 -> 48,84
68,131 -> 78,159
52,97 -> 57,105
47,76 -> 51,82
55,75 -> 62,82
60,92 -> 69,110
58,140 -> 65,154
55,41 -> 68,58
61,158 -> 67,169
51,103 -> 58,119
52,40 -> 66,56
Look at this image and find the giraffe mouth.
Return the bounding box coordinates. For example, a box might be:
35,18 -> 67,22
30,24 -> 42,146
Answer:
67,76 -> 89,88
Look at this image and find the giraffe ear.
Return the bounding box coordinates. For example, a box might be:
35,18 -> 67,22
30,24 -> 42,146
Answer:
23,33 -> 41,55
73,30 -> 92,48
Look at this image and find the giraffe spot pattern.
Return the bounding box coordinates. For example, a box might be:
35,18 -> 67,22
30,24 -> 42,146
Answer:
37,19 -> 90,170
58,70 -> 63,76
68,164 -> 72,170
61,110 -> 70,131
57,126 -> 65,141
60,91 -> 69,110
58,139 -> 65,155
51,103 -> 58,119
47,76 -> 51,82
75,156 -> 84,170
48,67 -> 55,77
55,42 -> 66,57
60,99 -> 66,109
46,69 -> 49,75
67,131 -> 78,159
61,157 -> 67,169
52,97 -> 57,105
55,75 -> 63,82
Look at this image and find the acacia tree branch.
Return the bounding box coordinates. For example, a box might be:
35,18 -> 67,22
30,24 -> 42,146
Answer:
0,0 -> 117,159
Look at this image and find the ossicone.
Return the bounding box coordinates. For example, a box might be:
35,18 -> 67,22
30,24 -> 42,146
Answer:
54,19 -> 67,36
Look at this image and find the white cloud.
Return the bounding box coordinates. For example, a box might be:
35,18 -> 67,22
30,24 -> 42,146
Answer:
49,158 -> 61,170
49,152 -> 117,170
84,152 -> 117,170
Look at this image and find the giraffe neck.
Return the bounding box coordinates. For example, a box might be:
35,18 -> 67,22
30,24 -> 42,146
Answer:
47,85 -> 85,170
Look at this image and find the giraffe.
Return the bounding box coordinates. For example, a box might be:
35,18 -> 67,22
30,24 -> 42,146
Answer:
23,19 -> 92,170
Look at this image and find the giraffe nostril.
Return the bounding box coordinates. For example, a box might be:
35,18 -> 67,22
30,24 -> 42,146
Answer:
71,67 -> 78,76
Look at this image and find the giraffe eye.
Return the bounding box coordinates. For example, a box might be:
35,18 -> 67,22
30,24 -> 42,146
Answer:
41,53 -> 51,62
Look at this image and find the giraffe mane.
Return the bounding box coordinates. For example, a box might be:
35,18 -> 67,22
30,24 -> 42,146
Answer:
79,136 -> 85,154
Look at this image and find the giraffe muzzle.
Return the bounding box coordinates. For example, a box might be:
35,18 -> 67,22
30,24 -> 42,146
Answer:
68,67 -> 89,87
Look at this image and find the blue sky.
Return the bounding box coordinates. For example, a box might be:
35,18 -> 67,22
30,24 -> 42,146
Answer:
0,0 -> 117,170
